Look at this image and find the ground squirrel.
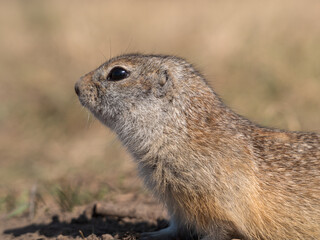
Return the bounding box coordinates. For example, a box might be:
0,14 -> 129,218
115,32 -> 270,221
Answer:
75,54 -> 320,240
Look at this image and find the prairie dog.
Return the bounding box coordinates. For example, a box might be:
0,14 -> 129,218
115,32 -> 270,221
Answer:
75,54 -> 320,240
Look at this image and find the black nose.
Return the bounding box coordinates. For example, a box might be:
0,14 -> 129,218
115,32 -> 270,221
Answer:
75,84 -> 80,96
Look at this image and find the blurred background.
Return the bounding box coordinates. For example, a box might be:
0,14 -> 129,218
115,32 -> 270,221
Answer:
0,0 -> 319,216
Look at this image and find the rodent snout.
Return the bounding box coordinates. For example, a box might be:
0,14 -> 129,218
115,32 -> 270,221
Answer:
74,82 -> 80,96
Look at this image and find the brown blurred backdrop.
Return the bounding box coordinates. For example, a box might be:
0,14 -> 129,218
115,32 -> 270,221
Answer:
0,0 -> 319,214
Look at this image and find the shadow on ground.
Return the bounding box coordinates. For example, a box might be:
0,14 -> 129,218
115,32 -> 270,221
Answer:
3,212 -> 168,239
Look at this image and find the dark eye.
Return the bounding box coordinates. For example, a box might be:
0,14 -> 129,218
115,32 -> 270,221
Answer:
107,67 -> 129,81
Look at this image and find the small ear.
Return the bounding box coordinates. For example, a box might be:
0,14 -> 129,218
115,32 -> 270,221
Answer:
154,69 -> 173,98
158,69 -> 169,87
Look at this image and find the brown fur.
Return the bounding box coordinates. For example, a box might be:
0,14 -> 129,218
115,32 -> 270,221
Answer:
75,54 -> 320,240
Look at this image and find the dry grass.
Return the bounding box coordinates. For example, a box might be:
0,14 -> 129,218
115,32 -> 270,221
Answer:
0,0 -> 319,214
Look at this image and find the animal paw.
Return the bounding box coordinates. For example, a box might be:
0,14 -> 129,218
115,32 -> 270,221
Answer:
140,224 -> 177,240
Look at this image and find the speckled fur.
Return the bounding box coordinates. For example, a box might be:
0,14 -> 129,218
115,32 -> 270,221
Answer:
75,54 -> 320,240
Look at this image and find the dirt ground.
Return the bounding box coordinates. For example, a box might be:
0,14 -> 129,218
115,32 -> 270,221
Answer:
0,193 -> 169,240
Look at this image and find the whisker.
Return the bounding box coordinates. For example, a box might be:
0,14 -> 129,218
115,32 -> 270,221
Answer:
109,38 -> 112,59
